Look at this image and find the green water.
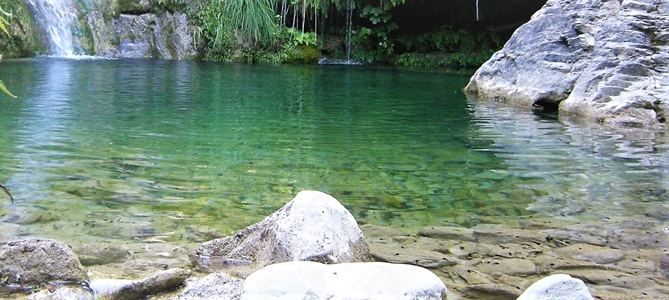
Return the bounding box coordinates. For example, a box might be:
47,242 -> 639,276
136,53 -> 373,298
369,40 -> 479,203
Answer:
0,58 -> 667,244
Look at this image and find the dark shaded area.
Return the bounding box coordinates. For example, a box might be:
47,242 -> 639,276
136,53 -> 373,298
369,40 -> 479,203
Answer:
393,0 -> 548,34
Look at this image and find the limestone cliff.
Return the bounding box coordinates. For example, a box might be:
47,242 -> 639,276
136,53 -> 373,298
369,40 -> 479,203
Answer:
465,0 -> 669,129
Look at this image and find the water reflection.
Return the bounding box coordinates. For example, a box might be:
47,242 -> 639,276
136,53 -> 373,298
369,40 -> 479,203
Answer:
470,101 -> 669,221
13,59 -> 75,192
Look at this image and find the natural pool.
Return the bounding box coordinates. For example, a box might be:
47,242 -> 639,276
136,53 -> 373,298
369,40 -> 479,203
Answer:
0,58 -> 667,248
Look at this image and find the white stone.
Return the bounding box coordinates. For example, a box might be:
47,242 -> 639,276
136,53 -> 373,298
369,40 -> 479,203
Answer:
190,191 -> 370,275
241,261 -> 447,300
517,274 -> 594,300
274,190 -> 363,262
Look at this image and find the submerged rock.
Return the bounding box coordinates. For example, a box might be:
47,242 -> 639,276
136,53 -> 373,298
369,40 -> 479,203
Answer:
0,238 -> 87,288
190,190 -> 371,276
465,0 -> 669,128
241,261 -> 447,300
72,243 -> 131,266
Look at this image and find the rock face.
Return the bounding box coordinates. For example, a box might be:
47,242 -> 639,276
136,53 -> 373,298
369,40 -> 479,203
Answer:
86,11 -> 196,59
0,238 -> 87,287
465,0 -> 669,128
190,190 -> 371,276
241,261 -> 447,300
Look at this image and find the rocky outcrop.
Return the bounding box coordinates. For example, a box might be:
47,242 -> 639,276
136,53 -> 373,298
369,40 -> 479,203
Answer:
0,0 -> 43,57
241,261 -> 447,300
0,238 -> 87,288
189,190 -> 372,276
86,11 -> 197,59
465,0 -> 669,129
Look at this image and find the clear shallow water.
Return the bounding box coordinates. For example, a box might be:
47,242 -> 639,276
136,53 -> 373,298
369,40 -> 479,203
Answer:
0,58 -> 667,245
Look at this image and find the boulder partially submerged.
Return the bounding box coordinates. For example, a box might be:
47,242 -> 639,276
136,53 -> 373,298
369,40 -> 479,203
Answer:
189,190 -> 371,276
465,0 -> 669,128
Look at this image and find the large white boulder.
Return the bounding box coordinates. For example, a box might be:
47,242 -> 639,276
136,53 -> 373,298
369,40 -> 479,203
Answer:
190,191 -> 371,275
241,261 -> 447,300
517,274 -> 594,300
466,0 -> 669,128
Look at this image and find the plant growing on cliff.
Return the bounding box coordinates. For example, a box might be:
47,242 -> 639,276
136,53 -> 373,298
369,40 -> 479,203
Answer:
0,6 -> 15,98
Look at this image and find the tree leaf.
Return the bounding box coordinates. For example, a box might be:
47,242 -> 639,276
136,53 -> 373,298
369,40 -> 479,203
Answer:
0,80 -> 17,98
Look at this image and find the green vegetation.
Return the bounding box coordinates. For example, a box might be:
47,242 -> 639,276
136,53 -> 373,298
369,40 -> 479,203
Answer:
0,5 -> 15,98
0,0 -> 42,57
190,0 -> 504,68
2,0 -> 508,68
393,25 -> 504,68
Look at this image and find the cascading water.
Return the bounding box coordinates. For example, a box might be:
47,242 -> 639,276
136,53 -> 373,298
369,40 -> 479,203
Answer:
346,0 -> 354,61
318,0 -> 362,65
27,0 -> 81,57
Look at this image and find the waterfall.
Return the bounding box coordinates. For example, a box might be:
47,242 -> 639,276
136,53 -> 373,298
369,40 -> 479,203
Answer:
27,0 -> 81,57
476,0 -> 480,21
346,0 -> 354,61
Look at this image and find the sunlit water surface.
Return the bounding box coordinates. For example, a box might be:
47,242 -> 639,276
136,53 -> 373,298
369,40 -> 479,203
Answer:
0,58 -> 667,245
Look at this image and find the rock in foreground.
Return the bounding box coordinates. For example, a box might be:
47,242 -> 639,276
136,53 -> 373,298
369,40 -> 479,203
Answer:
517,274 -> 594,300
0,238 -> 87,288
190,190 -> 371,276
465,0 -> 668,128
241,261 -> 447,300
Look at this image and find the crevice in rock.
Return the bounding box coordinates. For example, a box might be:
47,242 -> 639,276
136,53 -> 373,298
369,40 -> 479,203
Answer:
119,10 -> 151,15
532,98 -> 561,120
532,98 -> 561,113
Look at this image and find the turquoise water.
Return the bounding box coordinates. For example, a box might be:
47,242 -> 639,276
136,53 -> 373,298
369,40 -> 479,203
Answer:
0,58 -> 667,244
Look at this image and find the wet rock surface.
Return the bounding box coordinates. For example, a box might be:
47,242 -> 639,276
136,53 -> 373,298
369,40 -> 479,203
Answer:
72,243 -> 131,266
465,0 -> 669,129
3,192 -> 669,299
364,218 -> 669,299
86,10 -> 196,59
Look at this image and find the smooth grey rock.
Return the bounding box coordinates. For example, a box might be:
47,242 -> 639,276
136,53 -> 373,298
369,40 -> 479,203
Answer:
0,238 -> 87,287
89,268 -> 191,300
190,191 -> 371,276
517,274 -> 594,300
241,261 -> 447,300
465,0 -> 669,128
